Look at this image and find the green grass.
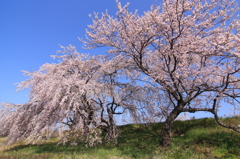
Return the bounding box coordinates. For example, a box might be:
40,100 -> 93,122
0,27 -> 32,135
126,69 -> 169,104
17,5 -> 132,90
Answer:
0,117 -> 240,158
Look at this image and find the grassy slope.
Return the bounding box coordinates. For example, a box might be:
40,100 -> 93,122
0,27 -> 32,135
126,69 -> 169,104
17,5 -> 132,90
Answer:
0,117 -> 240,159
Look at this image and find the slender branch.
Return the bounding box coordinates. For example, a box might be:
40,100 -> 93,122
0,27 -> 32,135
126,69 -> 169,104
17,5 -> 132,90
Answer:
211,97 -> 240,133
183,98 -> 240,133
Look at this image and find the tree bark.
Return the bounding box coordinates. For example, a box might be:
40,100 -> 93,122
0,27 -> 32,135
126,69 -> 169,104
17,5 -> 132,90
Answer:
160,104 -> 183,147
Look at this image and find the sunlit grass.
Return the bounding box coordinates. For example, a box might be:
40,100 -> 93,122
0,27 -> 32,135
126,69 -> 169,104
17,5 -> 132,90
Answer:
0,117 -> 240,158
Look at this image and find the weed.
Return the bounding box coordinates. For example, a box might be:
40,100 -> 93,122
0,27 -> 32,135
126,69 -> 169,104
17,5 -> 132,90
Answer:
0,117 -> 239,158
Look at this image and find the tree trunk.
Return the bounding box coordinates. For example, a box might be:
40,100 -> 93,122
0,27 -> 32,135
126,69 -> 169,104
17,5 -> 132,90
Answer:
160,105 -> 183,147
106,108 -> 118,144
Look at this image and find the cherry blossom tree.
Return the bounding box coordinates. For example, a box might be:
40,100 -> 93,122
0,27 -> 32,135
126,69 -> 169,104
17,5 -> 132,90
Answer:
0,45 -> 137,146
82,0 -> 240,147
1,0 -> 240,148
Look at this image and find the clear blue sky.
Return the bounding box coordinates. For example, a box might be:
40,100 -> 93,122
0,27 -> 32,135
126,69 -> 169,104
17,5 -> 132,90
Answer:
0,0 -> 239,119
0,0 -> 157,104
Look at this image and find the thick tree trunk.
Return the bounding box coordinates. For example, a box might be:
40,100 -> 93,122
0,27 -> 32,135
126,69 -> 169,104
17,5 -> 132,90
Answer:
160,105 -> 183,147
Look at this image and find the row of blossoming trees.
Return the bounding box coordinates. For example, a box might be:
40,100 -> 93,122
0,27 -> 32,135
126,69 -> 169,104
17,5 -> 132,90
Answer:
1,0 -> 240,147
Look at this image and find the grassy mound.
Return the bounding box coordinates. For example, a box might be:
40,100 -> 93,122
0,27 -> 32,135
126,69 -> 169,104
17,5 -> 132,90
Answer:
0,117 -> 239,158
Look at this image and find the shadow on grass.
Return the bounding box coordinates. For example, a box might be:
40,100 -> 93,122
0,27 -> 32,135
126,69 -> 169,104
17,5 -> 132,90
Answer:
172,125 -> 240,158
0,153 -> 51,159
193,131 -> 240,155
3,117 -> 240,158
117,123 -> 161,158
3,124 -> 160,158
5,142 -> 94,153
172,118 -> 218,136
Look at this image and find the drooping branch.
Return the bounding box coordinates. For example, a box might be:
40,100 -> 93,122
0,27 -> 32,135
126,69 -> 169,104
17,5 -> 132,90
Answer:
211,97 -> 240,133
183,97 -> 240,133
